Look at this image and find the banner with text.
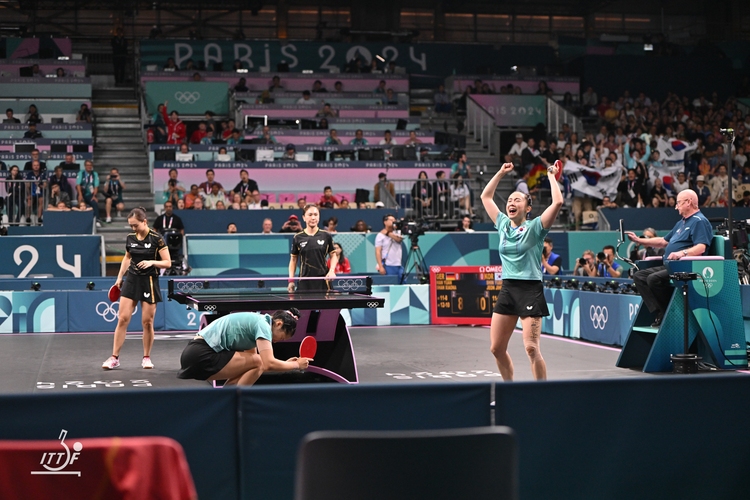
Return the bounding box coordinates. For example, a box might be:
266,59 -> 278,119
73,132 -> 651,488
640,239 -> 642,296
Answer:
0,235 -> 102,277
139,40 -> 497,76
470,95 -> 547,127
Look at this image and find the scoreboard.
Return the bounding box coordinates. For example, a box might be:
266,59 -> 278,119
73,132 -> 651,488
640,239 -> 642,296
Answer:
429,265 -> 503,325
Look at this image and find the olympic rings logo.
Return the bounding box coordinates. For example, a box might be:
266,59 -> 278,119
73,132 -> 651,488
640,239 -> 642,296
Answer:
174,91 -> 200,104
203,305 -> 217,312
337,278 -> 364,291
176,281 -> 204,292
95,302 -> 138,323
589,305 -> 609,330
367,302 -> 380,308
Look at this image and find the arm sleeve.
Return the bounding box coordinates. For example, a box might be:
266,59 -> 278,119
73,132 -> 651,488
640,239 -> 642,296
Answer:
290,234 -> 300,256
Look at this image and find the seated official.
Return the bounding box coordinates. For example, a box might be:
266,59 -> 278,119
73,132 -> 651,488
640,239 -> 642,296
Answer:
625,189 -> 712,327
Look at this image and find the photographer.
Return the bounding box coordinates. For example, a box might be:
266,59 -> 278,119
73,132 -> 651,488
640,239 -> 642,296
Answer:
596,245 -> 622,278
573,250 -> 597,277
375,214 -> 404,281
541,237 -> 562,275
103,167 -> 126,223
163,168 -> 186,206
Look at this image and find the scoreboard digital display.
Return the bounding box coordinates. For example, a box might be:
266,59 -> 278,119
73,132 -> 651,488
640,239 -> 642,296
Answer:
429,265 -> 503,325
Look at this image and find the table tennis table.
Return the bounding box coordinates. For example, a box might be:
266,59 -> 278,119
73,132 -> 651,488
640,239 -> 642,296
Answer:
168,276 -> 384,384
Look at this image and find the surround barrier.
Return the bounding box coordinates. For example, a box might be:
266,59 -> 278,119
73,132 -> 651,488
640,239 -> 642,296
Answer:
1,378 -> 749,499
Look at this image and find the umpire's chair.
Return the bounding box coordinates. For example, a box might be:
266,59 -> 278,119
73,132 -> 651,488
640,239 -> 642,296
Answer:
162,229 -> 187,275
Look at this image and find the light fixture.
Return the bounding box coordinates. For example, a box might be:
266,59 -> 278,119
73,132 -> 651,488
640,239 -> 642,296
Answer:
30,282 -> 41,291
236,68 -> 249,73
375,55 -> 385,62
86,282 -> 96,290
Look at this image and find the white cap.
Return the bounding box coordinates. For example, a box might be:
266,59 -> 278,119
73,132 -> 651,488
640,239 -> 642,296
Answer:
375,201 -> 385,208
696,175 -> 705,182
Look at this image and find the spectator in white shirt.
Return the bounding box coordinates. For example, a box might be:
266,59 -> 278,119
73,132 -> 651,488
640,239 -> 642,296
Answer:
734,146 -> 747,168
379,130 -> 397,146
296,90 -> 317,105
247,190 -> 262,209
504,133 -> 527,165
672,172 -> 690,195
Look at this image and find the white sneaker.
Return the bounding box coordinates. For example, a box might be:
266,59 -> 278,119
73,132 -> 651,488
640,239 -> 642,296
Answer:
95,221 -> 102,228
106,217 -> 112,223
142,356 -> 154,369
117,211 -> 122,217
102,356 -> 120,370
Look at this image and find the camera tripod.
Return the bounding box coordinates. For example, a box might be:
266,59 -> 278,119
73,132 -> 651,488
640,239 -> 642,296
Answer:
401,235 -> 429,284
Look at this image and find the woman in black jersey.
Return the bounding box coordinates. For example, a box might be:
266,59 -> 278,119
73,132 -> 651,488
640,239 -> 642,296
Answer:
102,207 -> 171,370
287,204 -> 338,292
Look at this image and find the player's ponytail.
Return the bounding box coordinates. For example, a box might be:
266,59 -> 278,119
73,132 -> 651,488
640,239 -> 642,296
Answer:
273,307 -> 300,336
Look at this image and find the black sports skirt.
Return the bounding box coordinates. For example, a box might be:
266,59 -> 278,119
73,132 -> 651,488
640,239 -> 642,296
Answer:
121,273 -> 162,304
493,279 -> 549,317
178,338 -> 234,380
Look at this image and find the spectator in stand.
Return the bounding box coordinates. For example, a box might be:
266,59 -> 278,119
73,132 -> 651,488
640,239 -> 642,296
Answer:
153,200 -> 184,235
47,183 -> 72,211
193,197 -> 205,210
350,129 -> 368,146
695,175 -> 711,207
521,138 -> 541,171
164,105 -> 186,144
297,90 -> 317,105
103,167 -> 126,223
325,216 -> 338,233
256,90 -> 274,104
23,123 -> 42,139
226,129 -> 243,145
738,191 -> 750,208
411,171 -> 433,217
734,146 -> 747,169
268,76 -> 284,92
740,165 -> 750,184
329,243 -> 351,274
152,102 -> 168,144
702,134 -> 720,167
600,195 -> 619,209
317,118 -> 329,130
383,88 -> 399,105
316,103 -> 338,118
504,133 -> 527,165
339,199 -> 350,209
261,218 -> 273,234
198,169 -> 223,197
204,184 -> 225,210
281,143 -> 296,160
374,172 -> 397,208
229,193 -> 243,209
247,190 -> 262,209
334,81 -> 343,92
451,173 -> 473,218
457,216 -> 474,233
374,80 -> 387,94
379,130 -> 397,146
324,129 -> 343,145
403,130 -> 423,146
5,165 -> 25,223
163,57 -> 178,70
233,169 -> 258,202
319,186 -> 339,208
184,184 -> 200,209
451,152 -> 471,178
297,197 -> 307,210
234,77 -> 249,92
312,80 -> 327,93
111,27 -> 128,85
541,237 -> 562,275
672,172 -> 690,195
24,104 -> 42,124
434,84 -> 452,114
375,214 -> 403,280
23,150 -> 45,172
48,165 -> 74,199
201,129 -> 214,145
26,160 -> 46,223
280,214 -> 302,233
227,222 -> 237,233
352,220 -> 369,232
4,108 -> 20,123
709,164 -> 730,202
539,140 -> 559,166
76,104 -> 92,123
77,159 -> 100,225
433,170 -> 451,218
160,168 -> 185,208
190,122 -> 208,144
256,125 -> 277,145
650,177 -> 668,207
617,169 -> 643,208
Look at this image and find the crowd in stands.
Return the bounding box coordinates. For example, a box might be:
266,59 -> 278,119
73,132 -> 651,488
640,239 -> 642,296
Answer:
503,87 -> 750,228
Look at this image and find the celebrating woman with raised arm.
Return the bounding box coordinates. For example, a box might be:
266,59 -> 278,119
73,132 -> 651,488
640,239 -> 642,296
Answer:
480,160 -> 564,381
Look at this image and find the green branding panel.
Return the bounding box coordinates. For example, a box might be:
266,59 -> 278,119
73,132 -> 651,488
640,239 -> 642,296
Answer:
145,81 -> 229,115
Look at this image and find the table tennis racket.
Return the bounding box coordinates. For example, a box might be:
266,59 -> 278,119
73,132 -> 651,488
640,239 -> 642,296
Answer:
299,336 -> 317,359
552,159 -> 564,180
108,284 -> 121,302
